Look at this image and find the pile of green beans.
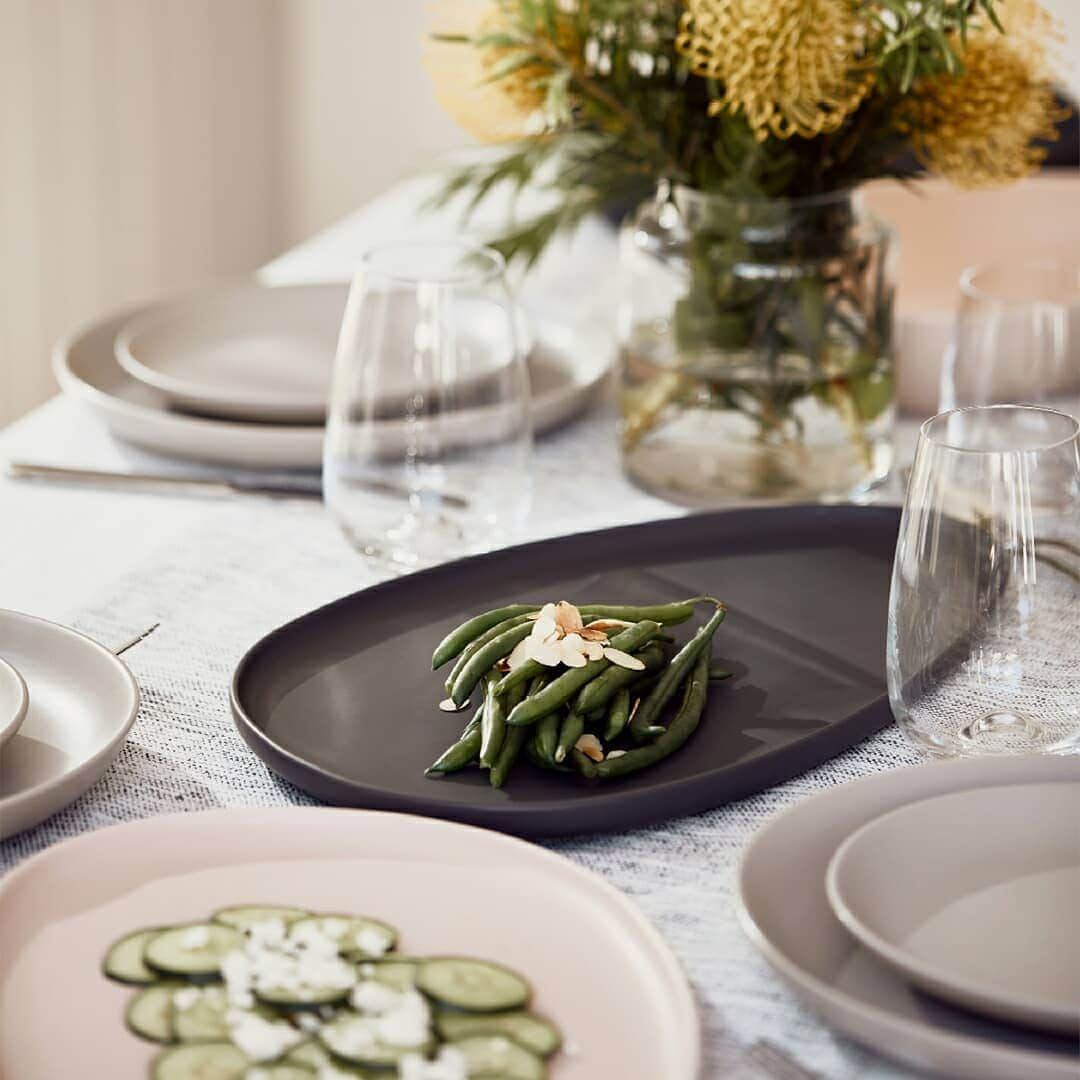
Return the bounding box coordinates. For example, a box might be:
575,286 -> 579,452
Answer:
425,597 -> 732,789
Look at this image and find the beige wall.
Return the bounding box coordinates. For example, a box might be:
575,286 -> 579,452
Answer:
0,0 -> 464,427
0,0 -> 280,426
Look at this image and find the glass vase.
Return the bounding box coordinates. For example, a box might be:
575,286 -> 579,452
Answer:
617,184 -> 896,504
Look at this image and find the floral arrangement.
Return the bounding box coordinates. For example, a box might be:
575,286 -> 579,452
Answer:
425,0 -> 1065,264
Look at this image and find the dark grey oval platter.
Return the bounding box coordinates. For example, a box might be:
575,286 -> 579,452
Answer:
232,504 -> 900,837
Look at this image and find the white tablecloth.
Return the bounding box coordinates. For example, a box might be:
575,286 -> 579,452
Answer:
0,175 -> 926,1079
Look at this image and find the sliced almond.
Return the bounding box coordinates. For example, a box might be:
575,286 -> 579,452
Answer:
603,647 -> 646,671
581,640 -> 605,661
439,698 -> 467,712
531,613 -> 558,641
526,639 -> 563,667
575,734 -> 604,762
558,634 -> 589,668
554,600 -> 584,633
605,749 -> 628,759
586,618 -> 634,632
578,627 -> 609,643
628,697 -> 642,722
505,637 -> 532,671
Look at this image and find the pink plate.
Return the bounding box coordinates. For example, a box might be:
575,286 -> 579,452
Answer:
0,807 -> 699,1078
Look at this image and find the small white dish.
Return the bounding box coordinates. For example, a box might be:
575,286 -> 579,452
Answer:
826,782 -> 1080,1036
0,610 -> 140,840
55,290 -> 610,470
739,756 -> 1080,1080
115,284 -> 344,423
0,657 -> 29,750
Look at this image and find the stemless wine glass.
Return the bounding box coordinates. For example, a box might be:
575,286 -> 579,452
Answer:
323,242 -> 532,570
940,260 -> 1080,416
888,404 -> 1080,757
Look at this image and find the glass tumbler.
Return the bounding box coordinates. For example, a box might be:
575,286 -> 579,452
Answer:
888,405 -> 1080,756
940,260 -> 1080,416
323,242 -> 532,570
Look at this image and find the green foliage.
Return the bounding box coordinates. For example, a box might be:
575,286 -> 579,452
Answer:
431,0 -> 1008,263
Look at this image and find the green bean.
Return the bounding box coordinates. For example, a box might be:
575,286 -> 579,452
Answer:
630,605 -> 725,743
493,657 -> 548,700
554,710 -> 585,764
526,737 -> 570,773
578,597 -> 714,627
569,749 -> 598,779
450,622 -> 534,707
432,604 -> 539,670
536,711 -> 560,764
596,650 -> 710,779
489,726 -> 528,788
479,672 -> 507,769
603,687 -> 632,742
444,613 -> 534,694
576,641 -> 667,714
425,707 -> 484,777
505,621 -> 664,727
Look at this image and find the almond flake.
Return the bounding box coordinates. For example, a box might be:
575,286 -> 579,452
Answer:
586,618 -> 634,632
603,647 -> 646,670
554,601 -> 584,633
575,734 -> 604,762
505,637 -> 532,671
525,639 -> 563,667
578,627 -> 609,643
605,750 -> 628,760
439,698 -> 467,712
558,634 -> 589,668
628,698 -> 642,722
581,640 -> 605,661
532,613 -> 558,641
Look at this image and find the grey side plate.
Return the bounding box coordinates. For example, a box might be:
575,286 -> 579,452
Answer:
231,505 -> 900,837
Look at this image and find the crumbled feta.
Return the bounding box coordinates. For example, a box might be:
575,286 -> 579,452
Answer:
321,1016 -> 377,1056
226,1009 -> 304,1061
373,990 -> 430,1048
359,963 -> 376,977
319,917 -> 350,940
398,1046 -> 468,1080
354,926 -> 393,957
351,979 -> 403,1015
172,987 -> 201,1011
180,925 -> 211,950
296,1011 -> 323,1033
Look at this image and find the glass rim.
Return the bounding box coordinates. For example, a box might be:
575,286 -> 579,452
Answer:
921,404 -> 1080,455
357,241 -> 507,287
958,259 -> 1080,308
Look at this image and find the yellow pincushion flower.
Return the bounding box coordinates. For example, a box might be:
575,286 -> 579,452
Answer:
906,1 -> 1064,188
675,0 -> 871,142
425,0 -> 567,144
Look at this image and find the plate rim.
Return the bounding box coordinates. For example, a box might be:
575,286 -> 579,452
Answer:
824,781 -> 1080,1034
737,756 -> 1080,1079
231,503 -> 900,837
0,609 -> 141,829
113,281 -> 340,421
0,655 -> 29,748
52,285 -> 612,466
0,804 -> 702,1078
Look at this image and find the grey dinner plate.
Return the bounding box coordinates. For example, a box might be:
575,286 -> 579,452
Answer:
232,505 -> 900,837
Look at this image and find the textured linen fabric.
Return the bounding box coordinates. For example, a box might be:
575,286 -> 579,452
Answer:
0,423 -> 920,1080
0,176 -> 929,1078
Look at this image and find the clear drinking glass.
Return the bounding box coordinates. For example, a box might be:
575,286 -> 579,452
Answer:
888,405 -> 1080,757
323,242 -> 532,570
940,260 -> 1080,416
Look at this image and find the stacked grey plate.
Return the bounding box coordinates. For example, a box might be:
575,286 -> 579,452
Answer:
739,756 -> 1080,1080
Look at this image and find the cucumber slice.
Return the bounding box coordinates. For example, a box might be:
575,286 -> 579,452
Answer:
213,906 -> 309,932
151,1042 -> 249,1080
126,984 -> 178,1044
318,1013 -> 433,1068
243,1067 -> 314,1080
451,1035 -> 547,1079
289,916 -> 397,957
283,1042 -> 331,1068
416,958 -> 530,1013
354,959 -> 418,993
173,985 -> 230,1043
103,926 -> 165,985
254,981 -> 351,1009
435,1011 -> 561,1058
145,923 -> 245,981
